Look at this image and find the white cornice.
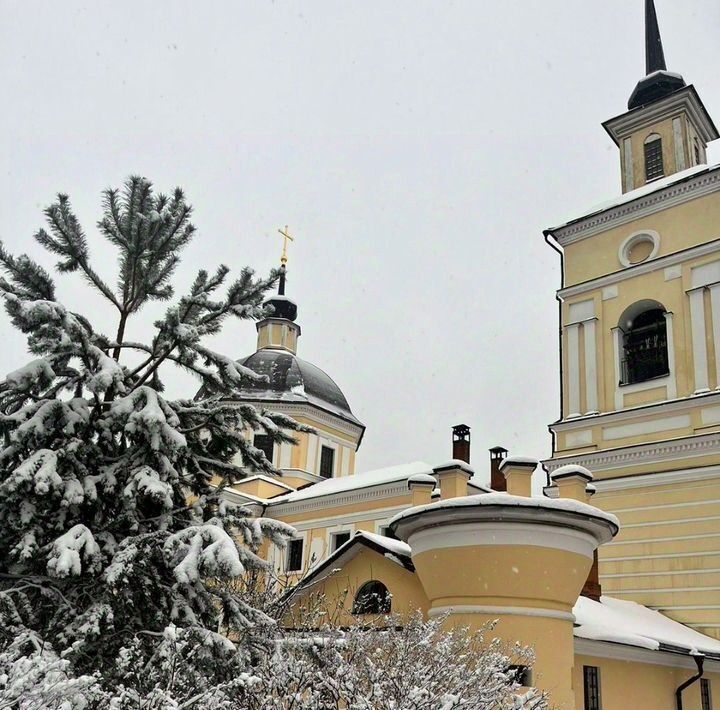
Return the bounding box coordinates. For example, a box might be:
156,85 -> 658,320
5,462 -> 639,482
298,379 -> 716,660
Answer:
573,638 -> 720,670
551,168 -> 720,245
238,401 -> 363,442
558,238 -> 720,300
268,480 -> 410,517
551,391 -> 720,433
602,87 -> 718,145
283,504 -> 409,530
591,464 -> 720,492
545,431 -> 720,474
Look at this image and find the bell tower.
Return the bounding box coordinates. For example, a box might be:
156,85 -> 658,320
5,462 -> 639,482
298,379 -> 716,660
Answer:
603,0 -> 718,193
544,1 -> 720,639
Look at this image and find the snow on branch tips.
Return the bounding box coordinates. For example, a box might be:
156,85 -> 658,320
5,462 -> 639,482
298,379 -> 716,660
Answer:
47,525 -> 101,578
107,386 -> 187,452
0,176 -> 314,697
165,524 -> 245,584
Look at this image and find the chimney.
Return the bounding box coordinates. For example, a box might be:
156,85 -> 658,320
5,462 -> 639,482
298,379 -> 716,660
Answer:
489,446 -> 509,492
434,460 -> 473,500
452,424 -> 471,463
551,465 -> 602,601
407,473 -> 436,507
499,456 -> 537,497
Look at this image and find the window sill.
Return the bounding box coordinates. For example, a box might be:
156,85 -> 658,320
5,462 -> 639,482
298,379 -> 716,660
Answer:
619,372 -> 670,388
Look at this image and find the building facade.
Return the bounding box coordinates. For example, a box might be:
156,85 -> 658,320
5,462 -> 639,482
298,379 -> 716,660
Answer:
543,0 -> 720,643
220,2 -> 720,707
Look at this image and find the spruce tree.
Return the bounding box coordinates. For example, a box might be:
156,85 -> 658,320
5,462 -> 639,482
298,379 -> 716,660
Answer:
0,177 -> 308,695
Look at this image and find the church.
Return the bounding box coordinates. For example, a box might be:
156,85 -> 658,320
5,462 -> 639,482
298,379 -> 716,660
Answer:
222,3 -> 720,708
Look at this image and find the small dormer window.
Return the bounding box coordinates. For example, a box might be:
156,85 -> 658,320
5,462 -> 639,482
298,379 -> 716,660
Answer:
644,134 -> 664,181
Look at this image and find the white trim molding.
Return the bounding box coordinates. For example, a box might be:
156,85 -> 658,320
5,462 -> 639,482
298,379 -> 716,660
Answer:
549,163 -> 720,246
558,238 -> 720,301
584,319 -> 599,414
590,464 -> 720,492
566,322 -> 581,417
408,522 -> 597,559
688,286 -> 711,393
546,431 -> 720,475
429,605 -> 574,622
602,414 -> 691,441
269,480 -> 411,517
710,284 -> 720,389
574,638 -> 720,671
618,230 -> 660,268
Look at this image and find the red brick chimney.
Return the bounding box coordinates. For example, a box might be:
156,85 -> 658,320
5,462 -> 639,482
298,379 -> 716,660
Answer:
489,446 -> 508,492
452,424 -> 471,463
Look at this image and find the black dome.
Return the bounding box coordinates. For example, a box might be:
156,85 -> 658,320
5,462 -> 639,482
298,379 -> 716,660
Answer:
265,296 -> 297,321
236,349 -> 363,427
628,70 -> 686,110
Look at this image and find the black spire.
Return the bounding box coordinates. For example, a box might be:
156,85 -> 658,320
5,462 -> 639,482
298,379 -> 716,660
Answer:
645,0 -> 667,74
628,0 -> 685,110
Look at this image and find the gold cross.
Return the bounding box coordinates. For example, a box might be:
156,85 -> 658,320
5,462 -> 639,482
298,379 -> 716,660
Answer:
278,225 -> 294,266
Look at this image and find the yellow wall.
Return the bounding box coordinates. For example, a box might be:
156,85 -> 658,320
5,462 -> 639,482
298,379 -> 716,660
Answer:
562,191 -> 720,287
574,654 -> 720,710
284,546 -> 429,629
595,475 -> 720,640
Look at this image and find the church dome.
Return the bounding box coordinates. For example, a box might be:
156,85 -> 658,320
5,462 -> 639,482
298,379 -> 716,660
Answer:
236,348 -> 363,427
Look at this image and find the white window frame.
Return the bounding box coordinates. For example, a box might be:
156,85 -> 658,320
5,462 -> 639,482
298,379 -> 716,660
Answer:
283,530 -> 308,574
327,523 -> 354,554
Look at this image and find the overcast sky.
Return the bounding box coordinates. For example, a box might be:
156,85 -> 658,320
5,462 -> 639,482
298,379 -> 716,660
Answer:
1,1 -> 719,484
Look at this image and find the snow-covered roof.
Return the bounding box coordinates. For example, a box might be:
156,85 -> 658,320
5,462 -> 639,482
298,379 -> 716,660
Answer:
388,491 -> 620,530
293,530 -> 414,591
574,596 -> 720,657
433,459 -> 475,474
270,461 -> 432,505
548,164 -> 716,233
237,474 -> 294,491
355,530 -> 412,558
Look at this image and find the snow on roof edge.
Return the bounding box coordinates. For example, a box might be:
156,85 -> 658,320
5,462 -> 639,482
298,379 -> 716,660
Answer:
548,163 -> 717,234
269,461 -> 432,505
574,596 -> 720,657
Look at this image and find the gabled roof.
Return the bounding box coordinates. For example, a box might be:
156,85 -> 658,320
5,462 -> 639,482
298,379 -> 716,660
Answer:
293,530 -> 414,592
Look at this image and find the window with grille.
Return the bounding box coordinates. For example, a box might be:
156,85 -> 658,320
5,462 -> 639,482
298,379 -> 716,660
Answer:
702,678 -> 713,710
583,665 -> 601,710
320,446 -> 335,478
644,137 -> 664,181
332,531 -> 351,551
253,434 -> 274,464
508,665 -> 532,687
352,580 -> 391,615
695,138 -> 702,166
286,538 -> 303,572
620,308 -> 669,385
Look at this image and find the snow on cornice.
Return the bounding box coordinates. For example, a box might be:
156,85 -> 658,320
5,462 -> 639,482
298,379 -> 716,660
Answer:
547,163 -> 720,244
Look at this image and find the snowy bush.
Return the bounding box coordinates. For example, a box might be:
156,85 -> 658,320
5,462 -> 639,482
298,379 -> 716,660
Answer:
0,177 -> 308,696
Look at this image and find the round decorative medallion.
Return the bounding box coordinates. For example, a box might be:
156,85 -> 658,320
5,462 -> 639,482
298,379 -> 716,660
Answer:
619,230 -> 660,268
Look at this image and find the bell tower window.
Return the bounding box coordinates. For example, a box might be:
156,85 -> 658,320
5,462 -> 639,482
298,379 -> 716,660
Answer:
620,306 -> 669,385
644,134 -> 665,181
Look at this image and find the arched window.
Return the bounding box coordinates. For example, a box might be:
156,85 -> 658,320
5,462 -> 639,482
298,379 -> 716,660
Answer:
352,580 -> 391,615
619,302 -> 669,385
644,133 -> 664,181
